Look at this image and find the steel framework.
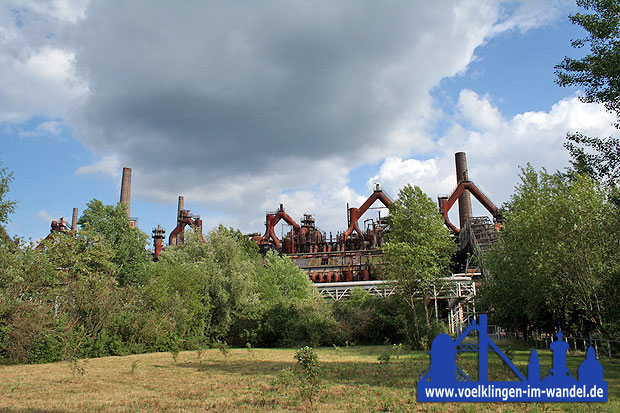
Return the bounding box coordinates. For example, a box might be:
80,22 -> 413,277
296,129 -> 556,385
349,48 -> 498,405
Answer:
315,274 -> 478,334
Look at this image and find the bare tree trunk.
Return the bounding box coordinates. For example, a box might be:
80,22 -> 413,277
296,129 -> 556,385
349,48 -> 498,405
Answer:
406,295 -> 421,348
423,292 -> 431,328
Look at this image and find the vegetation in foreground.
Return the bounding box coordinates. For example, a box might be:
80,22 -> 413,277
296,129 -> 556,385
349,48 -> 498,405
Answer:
0,343 -> 618,412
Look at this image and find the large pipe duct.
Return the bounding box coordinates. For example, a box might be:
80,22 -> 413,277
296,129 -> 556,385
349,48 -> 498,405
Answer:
120,167 -> 132,219
455,152 -> 473,229
71,208 -> 78,231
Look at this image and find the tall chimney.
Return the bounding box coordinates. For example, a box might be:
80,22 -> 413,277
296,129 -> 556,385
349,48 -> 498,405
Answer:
71,208 -> 78,231
120,167 -> 132,219
455,152 -> 473,229
177,195 -> 184,220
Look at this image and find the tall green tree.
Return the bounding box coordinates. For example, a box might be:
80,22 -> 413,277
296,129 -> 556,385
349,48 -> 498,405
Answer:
483,166 -> 620,337
383,184 -> 454,347
555,0 -> 620,187
556,0 -> 620,121
78,199 -> 150,286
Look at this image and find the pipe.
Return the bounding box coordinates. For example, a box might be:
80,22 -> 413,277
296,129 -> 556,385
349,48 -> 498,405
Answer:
455,152 -> 472,229
120,167 -> 132,219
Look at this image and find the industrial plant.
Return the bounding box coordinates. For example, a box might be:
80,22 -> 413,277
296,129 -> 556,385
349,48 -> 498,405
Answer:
37,151 -> 501,332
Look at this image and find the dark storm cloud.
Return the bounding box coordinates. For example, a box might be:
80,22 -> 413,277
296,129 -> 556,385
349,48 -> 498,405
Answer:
68,0 -> 501,206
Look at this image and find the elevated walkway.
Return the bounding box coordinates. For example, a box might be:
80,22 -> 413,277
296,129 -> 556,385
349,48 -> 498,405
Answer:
315,274 -> 478,334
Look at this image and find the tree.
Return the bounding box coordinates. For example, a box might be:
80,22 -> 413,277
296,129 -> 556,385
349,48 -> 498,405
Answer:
555,0 -> 620,121
383,184 -> 454,348
555,1 -> 620,188
482,166 -> 620,337
0,160 -> 17,234
78,199 -> 150,286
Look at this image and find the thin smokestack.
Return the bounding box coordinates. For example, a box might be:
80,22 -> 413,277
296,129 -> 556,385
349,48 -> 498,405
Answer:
177,196 -> 184,219
455,152 -> 473,229
71,208 -> 78,231
120,167 -> 132,219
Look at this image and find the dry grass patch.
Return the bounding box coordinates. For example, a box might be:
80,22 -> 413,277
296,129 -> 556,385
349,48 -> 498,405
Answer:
0,345 -> 617,411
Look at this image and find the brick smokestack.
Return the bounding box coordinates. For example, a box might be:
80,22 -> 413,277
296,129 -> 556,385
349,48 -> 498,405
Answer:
177,195 -> 184,219
71,208 -> 78,231
455,152 -> 473,229
120,167 -> 132,219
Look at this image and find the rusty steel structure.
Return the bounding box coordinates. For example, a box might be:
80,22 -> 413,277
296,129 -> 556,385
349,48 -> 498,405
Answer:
255,184 -> 391,282
168,195 -> 203,246
253,152 -> 500,283
35,153 -> 501,278
438,152 -> 501,235
36,215 -> 74,249
152,224 -> 166,261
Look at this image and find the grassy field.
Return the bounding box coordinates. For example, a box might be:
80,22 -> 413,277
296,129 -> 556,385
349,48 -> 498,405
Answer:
0,342 -> 618,412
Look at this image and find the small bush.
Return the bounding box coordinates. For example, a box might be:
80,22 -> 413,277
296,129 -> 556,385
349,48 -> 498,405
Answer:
294,346 -> 322,406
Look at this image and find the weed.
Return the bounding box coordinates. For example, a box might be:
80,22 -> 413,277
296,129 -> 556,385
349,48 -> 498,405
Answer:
196,348 -> 203,359
69,357 -> 88,378
378,352 -> 391,364
170,349 -> 179,366
392,343 -> 405,360
378,394 -> 398,412
271,368 -> 296,388
245,342 -> 254,356
216,340 -> 230,361
130,360 -> 139,375
294,346 -> 322,407
504,345 -> 515,361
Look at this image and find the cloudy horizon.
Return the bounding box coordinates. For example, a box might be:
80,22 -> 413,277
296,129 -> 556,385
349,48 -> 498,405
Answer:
2,0 -> 617,242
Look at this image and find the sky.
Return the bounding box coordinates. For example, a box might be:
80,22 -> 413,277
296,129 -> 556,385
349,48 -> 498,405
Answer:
1,0 -> 618,246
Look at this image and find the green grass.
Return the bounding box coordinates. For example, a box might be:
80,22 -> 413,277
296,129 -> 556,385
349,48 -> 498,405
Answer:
0,343 -> 617,411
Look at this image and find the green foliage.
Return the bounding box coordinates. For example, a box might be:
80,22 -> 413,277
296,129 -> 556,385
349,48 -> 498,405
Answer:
332,289 -> 407,346
556,1 -> 620,191
555,0 -> 620,122
482,166 -> 620,337
294,346 -> 322,406
564,132 -> 620,188
377,352 -> 391,364
383,184 -> 454,348
78,199 -> 150,285
0,160 -> 17,227
0,208 -> 343,364
384,184 -> 454,292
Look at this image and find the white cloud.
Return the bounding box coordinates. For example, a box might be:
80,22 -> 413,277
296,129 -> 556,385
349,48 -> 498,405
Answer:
373,92 -> 617,223
458,90 -> 503,132
75,155 -> 120,178
36,209 -> 53,222
19,120 -> 65,138
0,3 -> 87,123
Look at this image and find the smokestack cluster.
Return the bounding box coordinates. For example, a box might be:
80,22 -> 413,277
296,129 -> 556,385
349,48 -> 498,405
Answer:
120,167 -> 132,219
455,152 -> 473,229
